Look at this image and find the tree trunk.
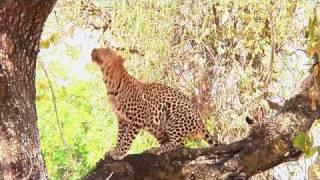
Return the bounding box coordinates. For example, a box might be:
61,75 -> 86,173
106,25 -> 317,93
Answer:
84,72 -> 319,179
0,1 -> 56,179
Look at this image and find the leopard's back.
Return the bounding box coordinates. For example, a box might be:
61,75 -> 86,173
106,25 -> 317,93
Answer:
140,83 -> 205,138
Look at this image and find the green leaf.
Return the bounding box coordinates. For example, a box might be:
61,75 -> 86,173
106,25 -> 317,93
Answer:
40,40 -> 50,49
313,8 -> 318,28
293,132 -> 306,150
293,132 -> 316,159
305,147 -> 318,159
304,132 -> 313,152
40,32 -> 61,49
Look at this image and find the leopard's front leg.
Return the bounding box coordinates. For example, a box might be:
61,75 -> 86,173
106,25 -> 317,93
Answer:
108,121 -> 140,160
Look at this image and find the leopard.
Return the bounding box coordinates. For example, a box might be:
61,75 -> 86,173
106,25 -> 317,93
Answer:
91,48 -> 219,160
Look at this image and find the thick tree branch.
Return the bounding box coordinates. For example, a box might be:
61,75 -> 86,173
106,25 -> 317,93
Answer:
84,71 -> 320,180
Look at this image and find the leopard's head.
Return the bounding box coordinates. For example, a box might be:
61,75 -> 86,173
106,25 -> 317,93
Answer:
91,48 -> 124,66
91,48 -> 127,86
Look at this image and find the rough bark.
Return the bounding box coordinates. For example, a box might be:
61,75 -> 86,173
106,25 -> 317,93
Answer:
0,1 -> 56,179
84,74 -> 319,179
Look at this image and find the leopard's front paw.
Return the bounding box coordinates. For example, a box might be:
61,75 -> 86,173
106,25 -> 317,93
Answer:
109,150 -> 126,160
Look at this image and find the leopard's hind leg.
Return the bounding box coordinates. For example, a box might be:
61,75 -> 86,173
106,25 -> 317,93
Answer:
148,126 -> 184,155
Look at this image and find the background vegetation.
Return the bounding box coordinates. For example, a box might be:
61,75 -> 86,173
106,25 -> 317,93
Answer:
36,0 -> 320,179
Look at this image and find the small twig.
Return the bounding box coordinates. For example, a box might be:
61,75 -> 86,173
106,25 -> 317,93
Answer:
201,42 -> 215,61
53,10 -> 60,26
288,49 -> 307,56
38,61 -> 69,150
267,2 -> 276,86
38,61 -> 78,171
212,2 -> 220,31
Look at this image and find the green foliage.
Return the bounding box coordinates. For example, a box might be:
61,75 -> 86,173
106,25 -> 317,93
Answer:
37,63 -> 111,179
105,0 -> 178,82
293,132 -> 319,158
306,8 -> 320,61
293,133 -> 316,157
40,32 -> 62,49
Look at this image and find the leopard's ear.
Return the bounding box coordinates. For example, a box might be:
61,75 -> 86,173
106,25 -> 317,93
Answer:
117,53 -> 125,64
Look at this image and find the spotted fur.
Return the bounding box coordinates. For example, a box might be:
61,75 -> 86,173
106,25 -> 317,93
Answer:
91,48 -> 218,160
